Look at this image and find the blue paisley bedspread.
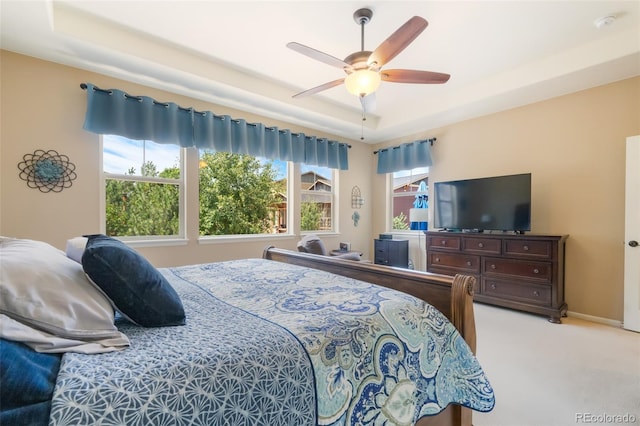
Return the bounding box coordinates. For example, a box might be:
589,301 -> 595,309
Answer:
49,258 -> 494,425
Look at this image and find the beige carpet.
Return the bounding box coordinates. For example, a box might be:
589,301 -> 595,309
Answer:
471,303 -> 640,426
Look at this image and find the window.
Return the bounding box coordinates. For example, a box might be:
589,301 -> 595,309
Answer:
198,149 -> 289,236
300,165 -> 335,232
102,137 -> 334,239
392,167 -> 429,230
102,135 -> 183,238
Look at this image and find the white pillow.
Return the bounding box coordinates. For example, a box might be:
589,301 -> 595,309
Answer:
65,236 -> 88,264
1,314 -> 128,354
0,237 -> 129,347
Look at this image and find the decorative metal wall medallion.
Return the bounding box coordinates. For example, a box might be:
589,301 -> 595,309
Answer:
18,149 -> 77,193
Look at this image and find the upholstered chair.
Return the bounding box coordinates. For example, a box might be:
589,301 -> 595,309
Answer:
296,234 -> 363,261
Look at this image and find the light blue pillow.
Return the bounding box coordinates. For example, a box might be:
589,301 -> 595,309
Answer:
81,234 -> 185,327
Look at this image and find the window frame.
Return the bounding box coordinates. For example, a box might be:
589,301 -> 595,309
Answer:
389,167 -> 429,233
299,164 -> 337,234
100,136 -> 341,244
99,135 -> 186,242
197,149 -> 292,239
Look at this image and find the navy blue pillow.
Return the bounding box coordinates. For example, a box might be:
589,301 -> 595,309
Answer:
81,234 -> 185,327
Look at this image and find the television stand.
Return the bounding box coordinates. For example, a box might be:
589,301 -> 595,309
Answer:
425,231 -> 568,323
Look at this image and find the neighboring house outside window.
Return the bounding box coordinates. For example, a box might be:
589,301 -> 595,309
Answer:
392,167 -> 429,231
300,165 -> 335,233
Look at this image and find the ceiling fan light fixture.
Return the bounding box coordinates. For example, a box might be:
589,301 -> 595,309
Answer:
344,69 -> 381,97
288,9 -> 448,104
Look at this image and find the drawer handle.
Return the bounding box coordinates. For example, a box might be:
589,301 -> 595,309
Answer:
533,290 -> 540,297
441,240 -> 447,246
466,261 -> 472,266
533,268 -> 540,274
435,257 -> 440,263
478,242 -> 484,248
490,264 -> 496,269
490,284 -> 496,290
523,245 -> 529,251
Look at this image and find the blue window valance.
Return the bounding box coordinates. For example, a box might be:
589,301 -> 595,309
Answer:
81,83 -> 349,170
376,138 -> 435,174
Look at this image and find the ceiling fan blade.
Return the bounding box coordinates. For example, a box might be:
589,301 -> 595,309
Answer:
360,93 -> 377,114
381,69 -> 450,84
287,42 -> 351,70
367,16 -> 428,69
292,78 -> 345,98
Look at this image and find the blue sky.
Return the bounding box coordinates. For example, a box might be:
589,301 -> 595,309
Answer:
103,135 -> 180,175
393,167 -> 429,178
103,135 -> 326,181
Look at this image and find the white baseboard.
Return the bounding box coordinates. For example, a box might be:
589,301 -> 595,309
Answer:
566,310 -> 622,328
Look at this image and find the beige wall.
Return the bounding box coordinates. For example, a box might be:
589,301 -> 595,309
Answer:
2,50 -> 639,322
0,51 -> 374,265
372,76 -> 640,322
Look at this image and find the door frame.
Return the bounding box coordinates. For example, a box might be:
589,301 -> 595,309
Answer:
624,135 -> 640,332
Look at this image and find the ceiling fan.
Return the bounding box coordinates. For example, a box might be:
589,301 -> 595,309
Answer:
287,8 -> 450,102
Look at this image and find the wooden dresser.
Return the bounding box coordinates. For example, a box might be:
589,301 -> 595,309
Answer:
425,231 -> 568,323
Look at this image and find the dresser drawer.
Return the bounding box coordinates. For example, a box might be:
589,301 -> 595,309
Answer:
503,239 -> 553,259
428,252 -> 480,273
462,237 -> 501,254
483,257 -> 551,282
427,235 -> 461,251
482,278 -> 551,306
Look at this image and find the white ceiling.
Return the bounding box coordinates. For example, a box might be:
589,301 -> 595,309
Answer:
2,1 -> 639,143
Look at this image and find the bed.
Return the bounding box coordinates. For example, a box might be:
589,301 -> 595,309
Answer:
0,236 -> 494,426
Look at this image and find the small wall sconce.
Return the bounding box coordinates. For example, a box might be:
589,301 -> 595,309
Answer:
351,185 -> 364,209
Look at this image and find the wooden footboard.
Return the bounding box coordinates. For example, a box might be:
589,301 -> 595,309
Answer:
262,246 -> 477,426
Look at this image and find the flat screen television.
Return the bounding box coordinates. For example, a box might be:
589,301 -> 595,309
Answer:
433,173 -> 531,233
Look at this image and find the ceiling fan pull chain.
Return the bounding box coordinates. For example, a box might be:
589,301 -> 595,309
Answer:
360,99 -> 366,140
